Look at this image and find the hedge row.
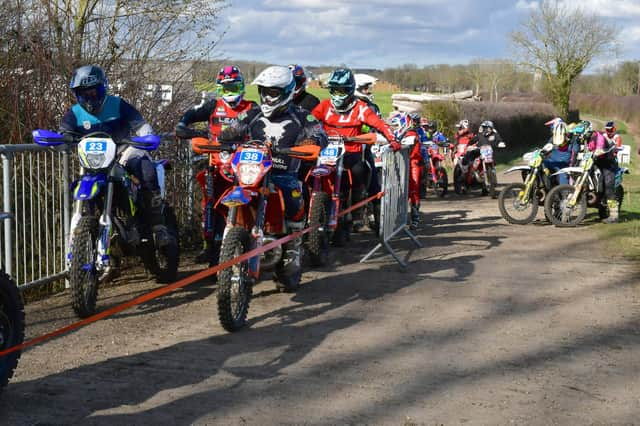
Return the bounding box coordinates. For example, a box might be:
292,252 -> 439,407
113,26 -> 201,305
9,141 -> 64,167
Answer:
422,101 -> 558,163
573,94 -> 640,132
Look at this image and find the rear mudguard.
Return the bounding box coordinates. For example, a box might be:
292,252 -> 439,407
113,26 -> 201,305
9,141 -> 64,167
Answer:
73,174 -> 107,201
504,165 -> 532,174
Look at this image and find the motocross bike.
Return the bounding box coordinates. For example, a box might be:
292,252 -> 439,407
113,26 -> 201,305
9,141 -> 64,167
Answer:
178,128 -> 236,266
454,144 -> 502,197
216,140 -> 319,332
422,140 -> 449,197
498,143 -> 554,224
304,133 -> 377,265
33,130 -> 179,318
0,261 -> 24,394
544,147 -> 627,227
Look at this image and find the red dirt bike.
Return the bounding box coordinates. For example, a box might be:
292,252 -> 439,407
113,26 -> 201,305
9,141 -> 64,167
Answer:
423,140 -> 449,197
178,127 -> 236,266
216,140 -> 319,332
304,133 -> 377,266
453,144 -> 499,197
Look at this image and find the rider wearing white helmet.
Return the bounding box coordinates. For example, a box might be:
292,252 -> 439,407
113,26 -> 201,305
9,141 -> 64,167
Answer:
220,65 -> 328,277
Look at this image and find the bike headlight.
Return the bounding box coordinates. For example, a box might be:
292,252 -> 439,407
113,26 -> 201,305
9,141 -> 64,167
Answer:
238,163 -> 261,185
83,152 -> 107,169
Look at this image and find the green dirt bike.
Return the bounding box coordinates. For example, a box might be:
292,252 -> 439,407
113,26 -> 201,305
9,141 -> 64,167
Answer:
0,265 -> 24,394
498,143 -> 554,224
544,148 -> 628,227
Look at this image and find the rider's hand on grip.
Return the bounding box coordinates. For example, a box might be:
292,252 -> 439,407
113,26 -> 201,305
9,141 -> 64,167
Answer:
389,141 -> 402,152
175,122 -> 191,139
219,126 -> 243,143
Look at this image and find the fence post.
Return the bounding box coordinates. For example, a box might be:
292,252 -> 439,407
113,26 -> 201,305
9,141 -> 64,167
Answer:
2,152 -> 12,276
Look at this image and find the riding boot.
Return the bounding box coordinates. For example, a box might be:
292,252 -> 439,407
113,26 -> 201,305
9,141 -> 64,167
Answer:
602,199 -> 620,224
281,220 -> 304,276
410,203 -> 420,230
143,190 -> 171,248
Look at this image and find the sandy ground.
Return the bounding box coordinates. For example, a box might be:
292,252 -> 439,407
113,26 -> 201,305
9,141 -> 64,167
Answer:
1,183 -> 639,425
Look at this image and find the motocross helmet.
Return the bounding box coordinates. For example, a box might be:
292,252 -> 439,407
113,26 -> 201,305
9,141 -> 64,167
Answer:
551,121 -> 567,146
216,65 -> 245,108
605,120 -> 617,137
389,112 -> 413,140
354,73 -> 378,103
288,64 -> 308,98
252,65 -> 295,118
70,65 -> 108,115
479,120 -> 494,136
327,68 -> 356,112
455,119 -> 470,130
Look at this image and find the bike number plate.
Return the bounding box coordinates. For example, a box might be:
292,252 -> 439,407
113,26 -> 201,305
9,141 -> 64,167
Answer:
481,146 -> 493,161
239,149 -> 263,163
83,141 -> 108,152
320,147 -> 338,158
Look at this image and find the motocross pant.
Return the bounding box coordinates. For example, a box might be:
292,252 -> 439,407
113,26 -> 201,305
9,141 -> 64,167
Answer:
543,160 -> 570,185
409,159 -> 423,205
461,147 -> 481,166
343,152 -> 371,223
271,172 -> 305,222
126,156 -> 164,227
595,156 -> 618,200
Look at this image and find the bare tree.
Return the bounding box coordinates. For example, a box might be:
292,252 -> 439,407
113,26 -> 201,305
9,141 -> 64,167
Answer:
510,0 -> 618,118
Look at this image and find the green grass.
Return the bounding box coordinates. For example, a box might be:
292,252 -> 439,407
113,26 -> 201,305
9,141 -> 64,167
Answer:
195,82 -> 396,117
582,115 -> 640,260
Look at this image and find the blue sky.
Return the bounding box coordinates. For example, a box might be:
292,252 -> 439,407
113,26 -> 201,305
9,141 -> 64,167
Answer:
215,0 -> 640,70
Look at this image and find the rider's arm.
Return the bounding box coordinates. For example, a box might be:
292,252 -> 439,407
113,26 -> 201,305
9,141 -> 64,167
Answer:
59,109 -> 79,134
361,105 -> 396,143
177,99 -> 218,126
120,99 -> 154,136
298,111 -> 328,148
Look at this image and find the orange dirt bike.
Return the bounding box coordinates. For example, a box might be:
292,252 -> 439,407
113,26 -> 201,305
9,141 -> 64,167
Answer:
215,140 -> 319,332
304,133 -> 377,265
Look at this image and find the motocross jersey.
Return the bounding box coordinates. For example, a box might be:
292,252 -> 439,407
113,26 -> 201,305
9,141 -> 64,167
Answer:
234,104 -> 327,173
454,129 -> 474,146
312,99 -> 395,154
178,97 -> 256,143
471,130 -> 504,148
60,95 -> 148,143
402,130 -> 424,162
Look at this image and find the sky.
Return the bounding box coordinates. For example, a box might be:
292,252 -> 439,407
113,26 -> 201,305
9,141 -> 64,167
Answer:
214,0 -> 640,70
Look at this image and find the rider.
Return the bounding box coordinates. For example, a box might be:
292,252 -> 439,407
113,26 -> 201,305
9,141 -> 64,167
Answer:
312,68 -> 400,234
60,65 -> 171,247
604,121 -> 622,150
175,65 -> 257,265
453,119 -> 475,163
588,128 -> 620,223
461,120 -> 505,168
220,65 -> 328,276
289,64 -> 320,112
543,118 -> 580,185
390,112 -> 423,230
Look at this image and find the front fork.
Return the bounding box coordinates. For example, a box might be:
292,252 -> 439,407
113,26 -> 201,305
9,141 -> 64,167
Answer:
567,174 -> 587,207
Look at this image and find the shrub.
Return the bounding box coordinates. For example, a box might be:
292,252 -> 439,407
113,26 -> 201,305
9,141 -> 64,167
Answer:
573,94 -> 640,131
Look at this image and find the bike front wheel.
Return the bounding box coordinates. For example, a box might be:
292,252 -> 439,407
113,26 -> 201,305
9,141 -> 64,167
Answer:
544,184 -> 587,227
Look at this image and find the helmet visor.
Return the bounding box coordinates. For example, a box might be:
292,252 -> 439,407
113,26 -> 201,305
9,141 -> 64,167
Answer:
217,81 -> 244,96
258,86 -> 284,106
329,87 -> 351,97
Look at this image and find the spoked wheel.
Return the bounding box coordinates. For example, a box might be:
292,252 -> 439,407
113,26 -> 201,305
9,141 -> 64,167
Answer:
498,183 -> 538,225
453,166 -> 464,195
544,184 -> 587,227
435,167 -> 448,197
0,271 -> 24,393
307,192 -> 331,266
69,216 -> 99,318
217,227 -> 253,332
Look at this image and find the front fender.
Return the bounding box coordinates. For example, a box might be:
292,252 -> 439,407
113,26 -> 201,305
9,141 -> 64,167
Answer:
551,166 -> 583,177
73,174 -> 107,201
504,166 -> 531,174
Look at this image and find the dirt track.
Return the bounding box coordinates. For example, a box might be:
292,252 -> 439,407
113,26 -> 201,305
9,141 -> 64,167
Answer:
2,184 -> 639,425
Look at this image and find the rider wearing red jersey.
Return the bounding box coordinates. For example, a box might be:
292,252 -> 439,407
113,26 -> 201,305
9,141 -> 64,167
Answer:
312,68 -> 400,232
175,66 -> 257,264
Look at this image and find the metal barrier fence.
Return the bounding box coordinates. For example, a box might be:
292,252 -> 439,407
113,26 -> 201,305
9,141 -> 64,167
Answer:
361,147 -> 422,267
0,145 -> 76,289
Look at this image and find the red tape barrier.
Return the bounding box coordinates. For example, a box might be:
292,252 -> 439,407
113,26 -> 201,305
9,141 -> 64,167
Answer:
0,190 -> 385,358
